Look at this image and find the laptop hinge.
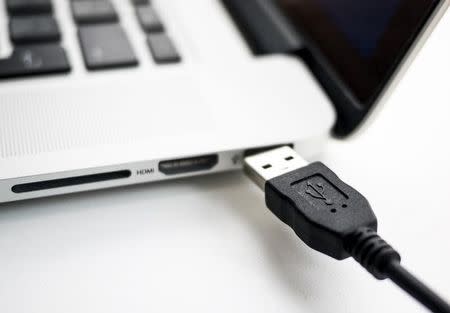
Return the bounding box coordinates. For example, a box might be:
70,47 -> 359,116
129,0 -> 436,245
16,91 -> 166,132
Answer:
221,0 -> 364,137
221,0 -> 303,55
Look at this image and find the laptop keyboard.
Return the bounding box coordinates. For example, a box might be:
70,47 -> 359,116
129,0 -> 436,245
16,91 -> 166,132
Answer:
0,0 -> 181,80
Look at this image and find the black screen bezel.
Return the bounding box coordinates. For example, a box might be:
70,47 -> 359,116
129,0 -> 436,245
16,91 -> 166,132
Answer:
275,0 -> 441,106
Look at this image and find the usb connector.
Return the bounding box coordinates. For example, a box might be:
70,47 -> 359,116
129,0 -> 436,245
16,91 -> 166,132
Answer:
244,146 -> 308,190
245,146 -> 378,260
243,146 -> 450,313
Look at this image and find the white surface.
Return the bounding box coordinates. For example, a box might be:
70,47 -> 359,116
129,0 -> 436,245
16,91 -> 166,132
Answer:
0,9 -> 449,313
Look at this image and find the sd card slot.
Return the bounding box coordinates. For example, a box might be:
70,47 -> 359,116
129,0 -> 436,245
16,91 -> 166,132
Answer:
12,170 -> 132,193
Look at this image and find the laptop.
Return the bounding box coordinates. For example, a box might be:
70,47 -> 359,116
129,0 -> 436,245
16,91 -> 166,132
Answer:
0,0 -> 447,203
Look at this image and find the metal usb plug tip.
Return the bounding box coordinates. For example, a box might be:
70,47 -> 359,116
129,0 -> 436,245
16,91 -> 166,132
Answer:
243,146 -> 308,190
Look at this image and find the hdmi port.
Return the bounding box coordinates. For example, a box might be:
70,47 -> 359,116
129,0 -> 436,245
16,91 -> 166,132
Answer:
159,154 -> 218,175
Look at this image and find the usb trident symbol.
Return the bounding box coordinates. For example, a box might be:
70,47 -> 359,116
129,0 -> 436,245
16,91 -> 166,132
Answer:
305,182 -> 333,205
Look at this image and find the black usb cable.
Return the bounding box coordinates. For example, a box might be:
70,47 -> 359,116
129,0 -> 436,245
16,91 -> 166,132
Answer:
244,146 -> 450,313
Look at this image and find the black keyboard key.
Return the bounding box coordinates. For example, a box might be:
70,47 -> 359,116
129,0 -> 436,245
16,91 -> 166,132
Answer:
0,44 -> 70,79
71,0 -> 118,24
6,0 -> 52,15
147,33 -> 181,64
78,24 -> 138,70
131,0 -> 150,5
136,6 -> 163,33
10,16 -> 61,44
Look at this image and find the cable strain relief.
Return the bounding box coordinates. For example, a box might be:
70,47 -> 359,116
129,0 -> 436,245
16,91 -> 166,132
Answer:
345,227 -> 401,280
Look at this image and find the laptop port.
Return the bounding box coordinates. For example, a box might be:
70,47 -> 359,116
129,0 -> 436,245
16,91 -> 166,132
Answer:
244,143 -> 294,157
11,170 -> 132,193
159,154 -> 218,175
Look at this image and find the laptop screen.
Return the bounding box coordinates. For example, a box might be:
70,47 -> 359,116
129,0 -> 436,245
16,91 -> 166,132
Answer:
275,0 -> 441,104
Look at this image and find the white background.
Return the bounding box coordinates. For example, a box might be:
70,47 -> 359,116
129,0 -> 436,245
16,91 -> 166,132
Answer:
0,10 -> 449,313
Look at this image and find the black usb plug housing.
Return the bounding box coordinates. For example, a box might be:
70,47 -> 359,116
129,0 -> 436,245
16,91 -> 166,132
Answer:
244,146 -> 450,313
244,146 -> 378,260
